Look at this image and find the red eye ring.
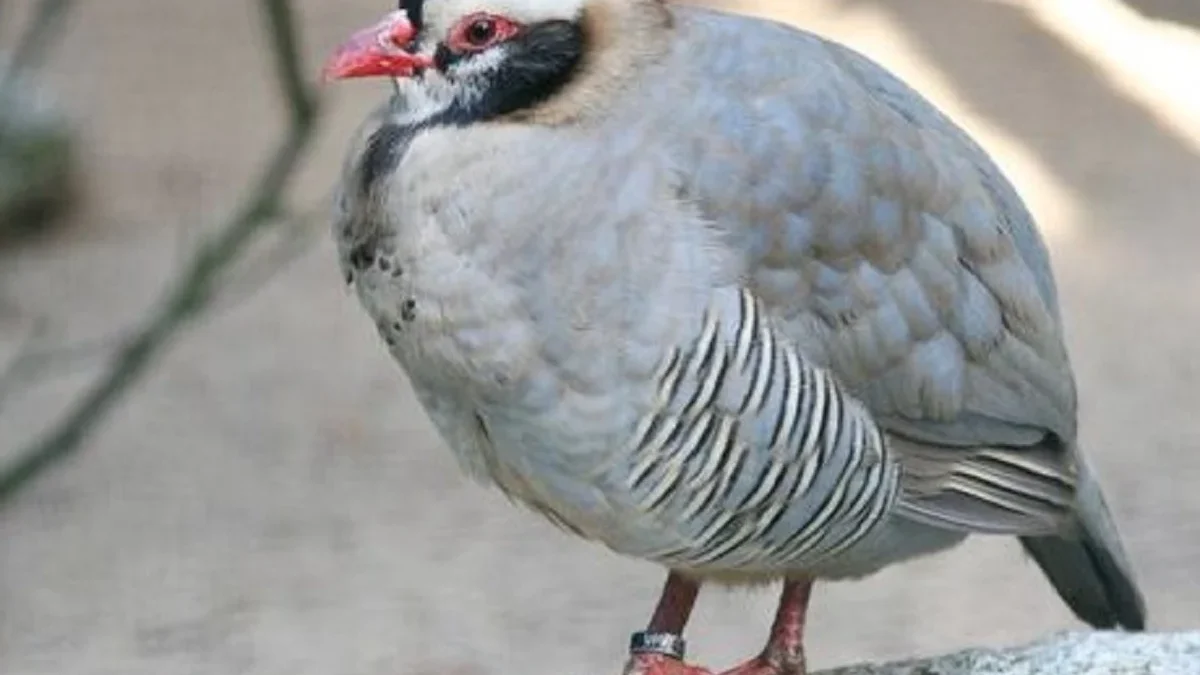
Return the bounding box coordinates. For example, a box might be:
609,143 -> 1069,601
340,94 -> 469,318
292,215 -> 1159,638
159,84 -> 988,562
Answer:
447,13 -> 521,53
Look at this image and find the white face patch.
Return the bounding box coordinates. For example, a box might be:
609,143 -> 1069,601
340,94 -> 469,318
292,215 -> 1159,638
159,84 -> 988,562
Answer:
448,45 -> 507,78
391,75 -> 457,123
388,46 -> 502,124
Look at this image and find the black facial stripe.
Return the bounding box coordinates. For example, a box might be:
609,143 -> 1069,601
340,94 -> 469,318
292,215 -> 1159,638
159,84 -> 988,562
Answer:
358,102 -> 486,196
441,19 -> 585,120
432,43 -> 461,71
357,19 -> 585,196
360,123 -> 417,197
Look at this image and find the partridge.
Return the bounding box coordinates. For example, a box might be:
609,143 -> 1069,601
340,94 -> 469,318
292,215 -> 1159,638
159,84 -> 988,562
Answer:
322,2 -> 1148,674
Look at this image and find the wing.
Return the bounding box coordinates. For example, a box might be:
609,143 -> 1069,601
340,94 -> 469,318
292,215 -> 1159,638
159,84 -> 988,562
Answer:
673,18 -> 1079,536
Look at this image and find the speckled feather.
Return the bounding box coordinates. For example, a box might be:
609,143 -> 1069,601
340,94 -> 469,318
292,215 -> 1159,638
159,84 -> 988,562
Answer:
330,1 -> 1143,614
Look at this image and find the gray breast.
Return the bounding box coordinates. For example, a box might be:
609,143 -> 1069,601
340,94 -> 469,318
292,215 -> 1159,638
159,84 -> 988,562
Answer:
335,117 -> 427,289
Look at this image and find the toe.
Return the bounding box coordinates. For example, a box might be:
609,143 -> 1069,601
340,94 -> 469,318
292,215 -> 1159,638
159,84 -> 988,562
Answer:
714,659 -> 770,675
624,654 -> 715,675
715,656 -> 806,675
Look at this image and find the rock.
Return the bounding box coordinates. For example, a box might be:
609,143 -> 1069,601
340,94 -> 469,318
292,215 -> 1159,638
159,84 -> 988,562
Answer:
0,58 -> 79,244
817,631 -> 1200,675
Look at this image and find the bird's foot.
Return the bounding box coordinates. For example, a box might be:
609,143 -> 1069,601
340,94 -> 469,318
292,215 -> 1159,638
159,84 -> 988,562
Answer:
715,654 -> 806,675
623,654 -> 714,675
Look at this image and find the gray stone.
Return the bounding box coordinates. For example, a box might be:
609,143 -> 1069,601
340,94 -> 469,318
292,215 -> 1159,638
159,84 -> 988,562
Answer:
818,631 -> 1200,675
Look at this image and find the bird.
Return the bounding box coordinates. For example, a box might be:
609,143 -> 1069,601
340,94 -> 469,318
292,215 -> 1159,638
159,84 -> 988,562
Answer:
321,1 -> 1148,674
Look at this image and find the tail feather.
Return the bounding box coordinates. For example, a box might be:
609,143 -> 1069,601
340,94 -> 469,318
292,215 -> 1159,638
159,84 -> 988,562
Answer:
1020,460 -> 1147,630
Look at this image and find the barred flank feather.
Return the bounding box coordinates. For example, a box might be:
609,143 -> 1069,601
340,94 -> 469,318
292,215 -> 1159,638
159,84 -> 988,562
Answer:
622,288 -> 902,572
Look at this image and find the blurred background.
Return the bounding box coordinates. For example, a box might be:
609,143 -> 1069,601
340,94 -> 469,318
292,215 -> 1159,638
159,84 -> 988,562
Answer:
1,0 -> 1198,673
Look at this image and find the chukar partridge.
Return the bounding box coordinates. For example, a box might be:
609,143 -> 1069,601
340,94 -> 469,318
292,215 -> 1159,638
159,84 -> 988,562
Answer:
322,1 -> 1148,673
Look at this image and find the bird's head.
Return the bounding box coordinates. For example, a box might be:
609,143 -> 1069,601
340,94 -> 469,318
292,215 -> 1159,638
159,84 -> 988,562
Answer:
323,0 -> 602,122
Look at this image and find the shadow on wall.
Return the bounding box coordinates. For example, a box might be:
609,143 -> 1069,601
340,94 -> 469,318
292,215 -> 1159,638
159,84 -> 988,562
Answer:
1123,0 -> 1200,27
832,0 -> 1200,251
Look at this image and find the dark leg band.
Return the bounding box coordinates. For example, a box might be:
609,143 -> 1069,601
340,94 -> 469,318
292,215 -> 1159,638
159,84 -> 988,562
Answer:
629,631 -> 687,660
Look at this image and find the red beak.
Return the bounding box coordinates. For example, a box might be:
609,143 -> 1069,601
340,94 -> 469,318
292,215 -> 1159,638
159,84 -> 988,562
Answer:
322,10 -> 433,81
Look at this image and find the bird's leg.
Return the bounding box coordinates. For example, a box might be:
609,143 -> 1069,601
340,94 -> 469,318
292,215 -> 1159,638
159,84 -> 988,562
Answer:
717,579 -> 813,675
623,572 -> 713,675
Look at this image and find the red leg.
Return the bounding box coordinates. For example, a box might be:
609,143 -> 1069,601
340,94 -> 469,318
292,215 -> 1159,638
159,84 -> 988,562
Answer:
717,579 -> 813,675
623,572 -> 713,675
646,571 -> 701,635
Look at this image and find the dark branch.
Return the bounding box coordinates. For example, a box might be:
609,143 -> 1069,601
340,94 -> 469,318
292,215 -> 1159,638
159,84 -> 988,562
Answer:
0,0 -> 323,508
0,320 -> 125,414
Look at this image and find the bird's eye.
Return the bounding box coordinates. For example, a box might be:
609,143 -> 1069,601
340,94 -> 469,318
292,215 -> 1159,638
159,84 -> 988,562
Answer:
447,14 -> 519,53
465,18 -> 496,46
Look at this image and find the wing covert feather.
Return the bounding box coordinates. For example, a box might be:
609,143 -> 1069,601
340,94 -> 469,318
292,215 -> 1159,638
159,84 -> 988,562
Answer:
667,18 -> 1080,534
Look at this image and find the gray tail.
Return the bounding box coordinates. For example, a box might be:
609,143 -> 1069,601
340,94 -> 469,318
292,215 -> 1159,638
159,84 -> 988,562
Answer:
1020,461 -> 1147,630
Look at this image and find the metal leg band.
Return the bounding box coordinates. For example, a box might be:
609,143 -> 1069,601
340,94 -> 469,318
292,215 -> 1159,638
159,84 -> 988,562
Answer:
629,631 -> 687,660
